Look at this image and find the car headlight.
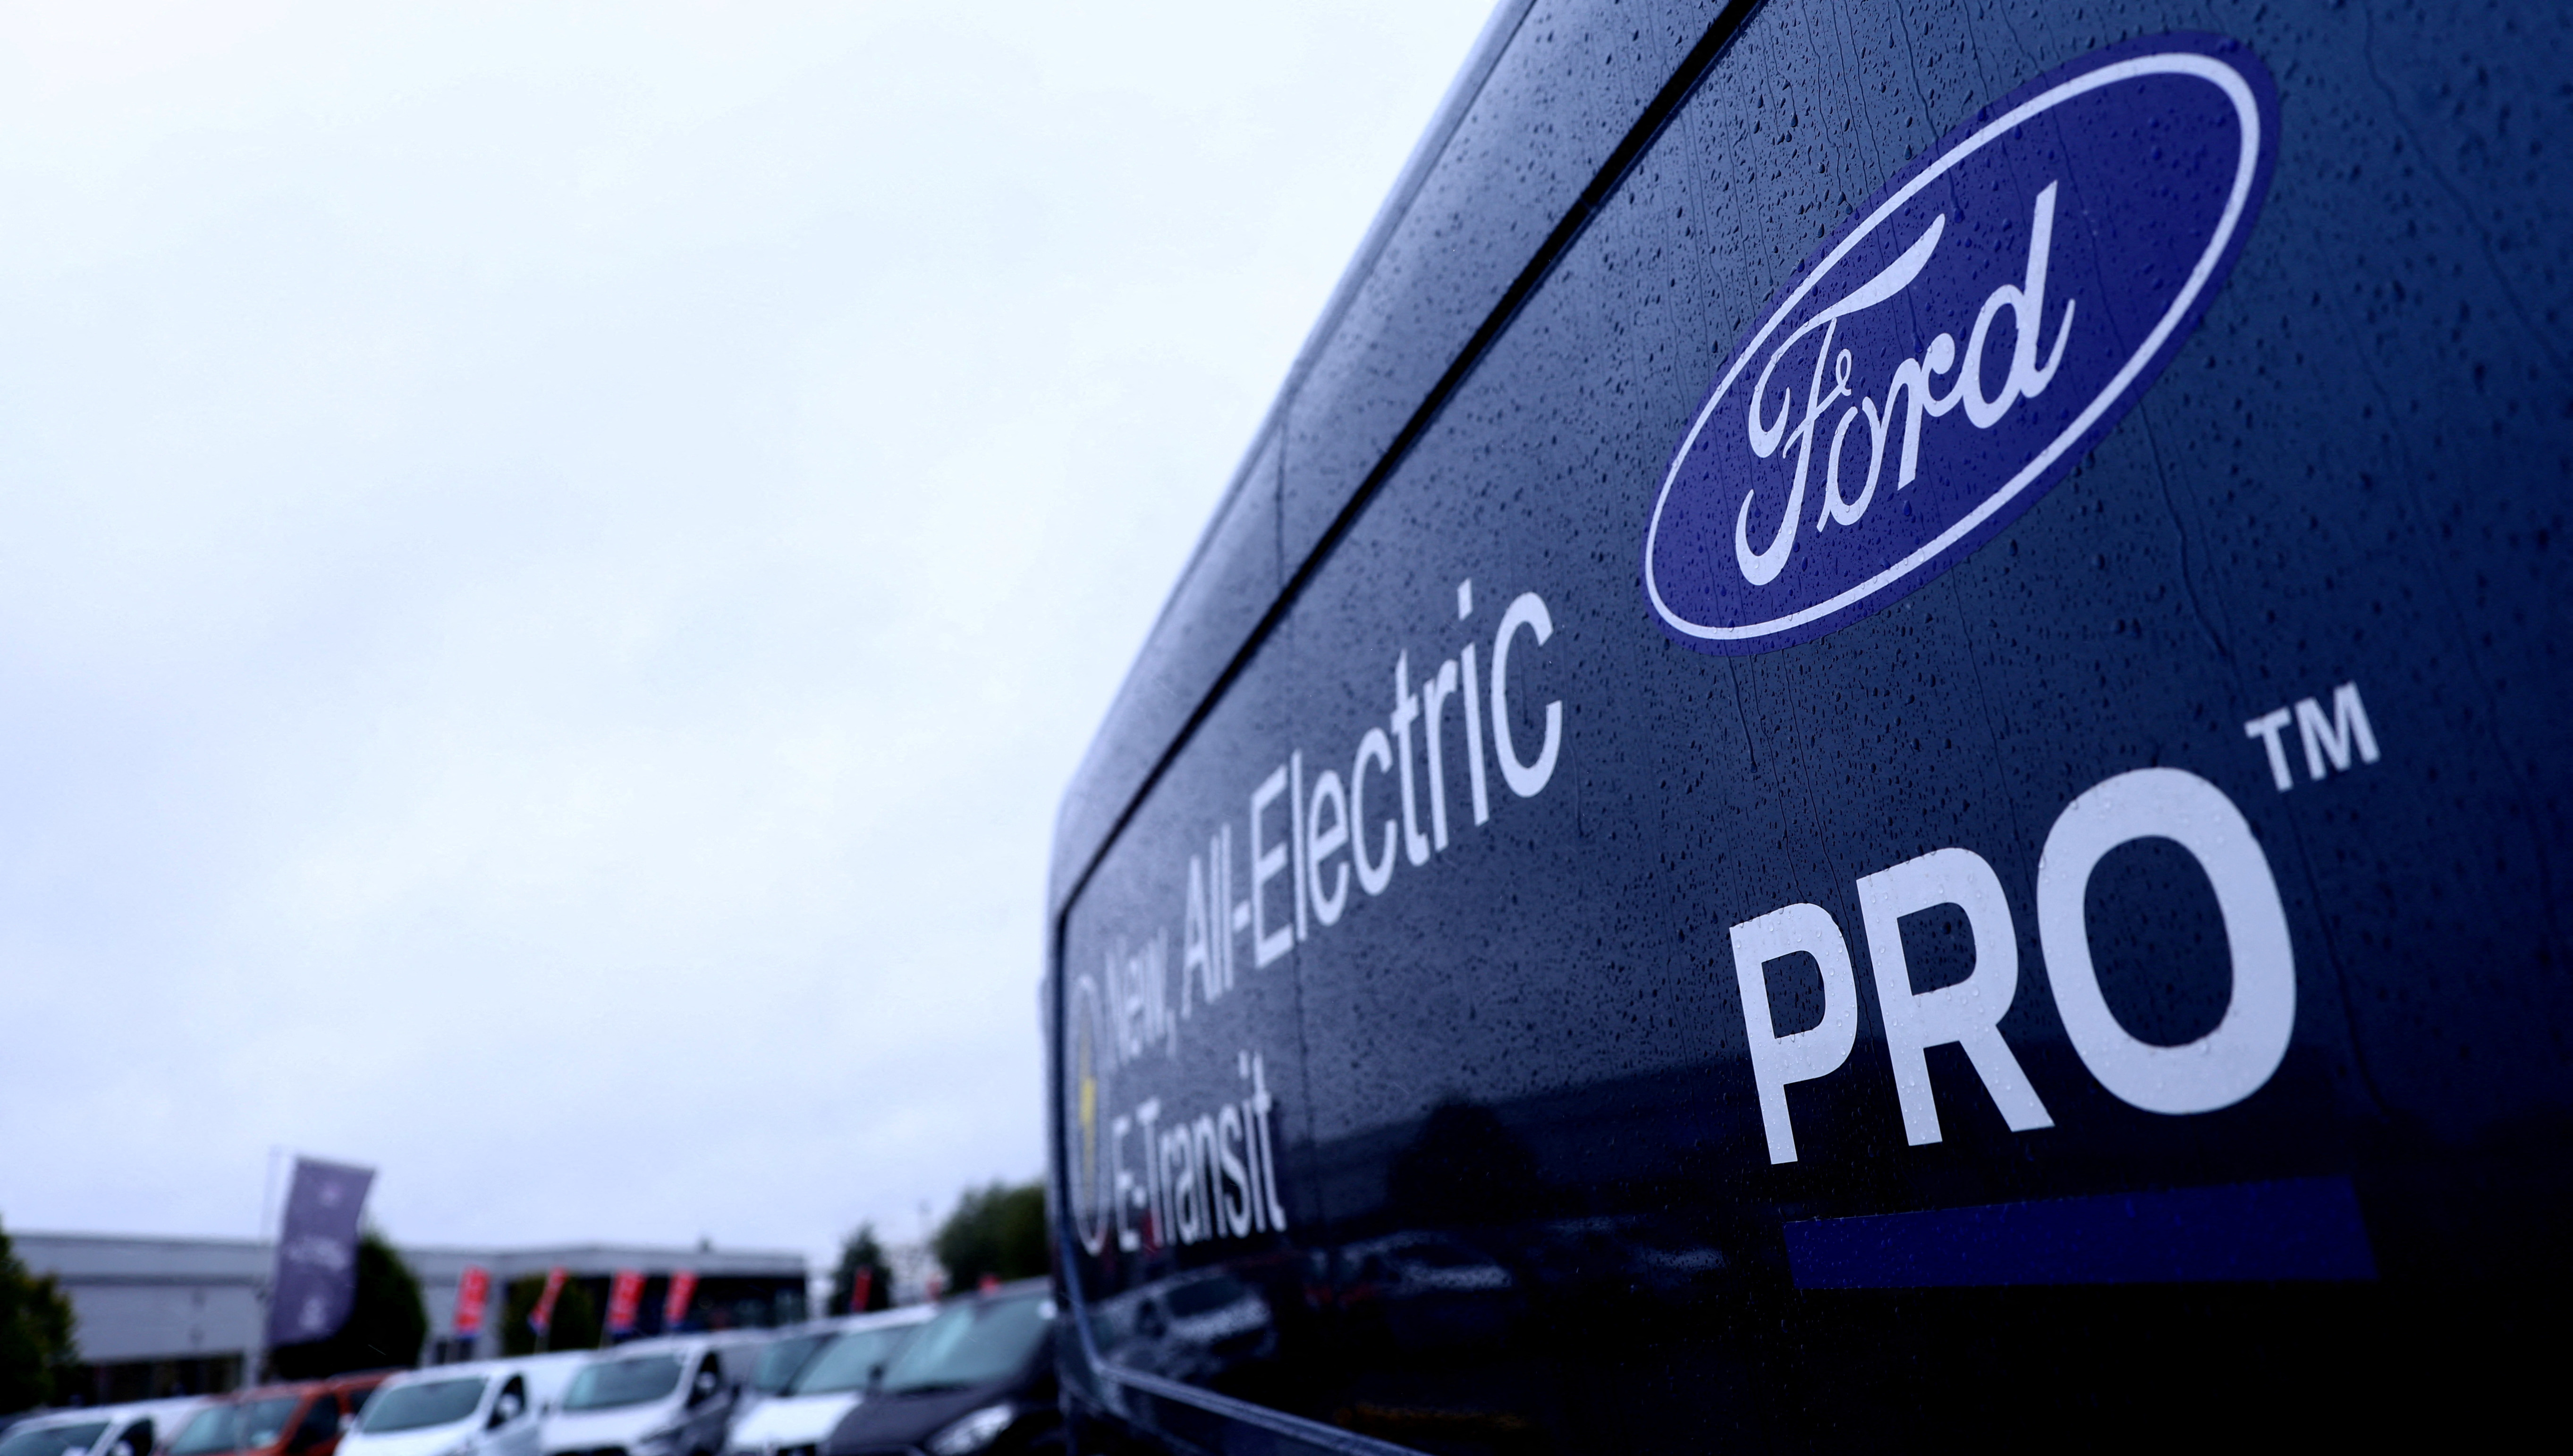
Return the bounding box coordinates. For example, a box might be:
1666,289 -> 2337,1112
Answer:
924,1405 -> 1014,1456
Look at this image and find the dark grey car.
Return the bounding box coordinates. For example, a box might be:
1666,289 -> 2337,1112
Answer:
820,1284 -> 1057,1456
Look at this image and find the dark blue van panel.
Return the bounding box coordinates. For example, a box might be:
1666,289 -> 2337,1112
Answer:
1047,1 -> 2572,1450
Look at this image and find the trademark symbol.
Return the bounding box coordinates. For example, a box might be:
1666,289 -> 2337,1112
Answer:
2243,682 -> 2380,792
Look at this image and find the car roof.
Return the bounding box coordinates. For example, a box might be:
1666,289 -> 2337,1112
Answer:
225,1376 -> 379,1402
12,1413 -> 115,1431
956,1278 -> 1052,1303
17,1402 -> 187,1431
374,1362 -> 505,1386
581,1335 -> 712,1357
825,1305 -> 934,1332
210,1382 -> 327,1403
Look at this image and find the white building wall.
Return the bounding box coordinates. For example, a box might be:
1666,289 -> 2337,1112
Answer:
64,1282 -> 261,1364
16,1233 -> 808,1384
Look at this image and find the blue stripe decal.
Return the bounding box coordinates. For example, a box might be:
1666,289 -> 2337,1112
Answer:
1784,1177 -> 2377,1288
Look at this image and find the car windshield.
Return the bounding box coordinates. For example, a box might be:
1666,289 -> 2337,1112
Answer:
561,1356 -> 683,1411
1164,1276 -> 1247,1318
750,1335 -> 825,1395
784,1325 -> 919,1396
878,1296 -> 1049,1395
0,1424 -> 109,1456
165,1416 -> 225,1456
361,1379 -> 486,1433
170,1400 -> 298,1456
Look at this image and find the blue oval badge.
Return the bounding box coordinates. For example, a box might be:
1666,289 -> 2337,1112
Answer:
1643,34 -> 2277,653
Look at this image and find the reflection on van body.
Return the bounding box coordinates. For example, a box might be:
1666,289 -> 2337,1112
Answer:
1515,1216 -> 1728,1314
1098,1271 -> 1275,1386
1329,1235 -> 1518,1356
1045,0 -> 2573,1449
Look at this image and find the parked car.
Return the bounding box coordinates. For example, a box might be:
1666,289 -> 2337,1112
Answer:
538,1337 -> 739,1456
340,1356 -> 580,1456
165,1375 -> 388,1456
0,1401 -> 202,1456
721,1308 -> 931,1456
731,1325 -> 827,1428
820,1283 -> 1057,1456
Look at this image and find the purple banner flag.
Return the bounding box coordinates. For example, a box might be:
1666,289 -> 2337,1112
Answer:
266,1156 -> 375,1348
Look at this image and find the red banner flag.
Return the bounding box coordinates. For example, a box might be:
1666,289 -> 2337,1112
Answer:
663,1269 -> 697,1328
528,1266 -> 568,1335
606,1268 -> 645,1335
453,1265 -> 491,1336
847,1268 -> 872,1315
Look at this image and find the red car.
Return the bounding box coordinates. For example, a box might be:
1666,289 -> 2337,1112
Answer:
163,1375 -> 389,1456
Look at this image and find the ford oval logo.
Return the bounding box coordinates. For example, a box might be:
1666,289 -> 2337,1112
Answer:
1644,34 -> 2277,653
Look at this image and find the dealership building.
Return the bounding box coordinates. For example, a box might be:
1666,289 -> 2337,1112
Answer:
16,1231 -> 809,1405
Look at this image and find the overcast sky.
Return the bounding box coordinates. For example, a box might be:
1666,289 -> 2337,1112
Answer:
0,0 -> 1493,1271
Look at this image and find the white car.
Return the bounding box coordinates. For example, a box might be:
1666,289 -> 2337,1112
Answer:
0,1399 -> 204,1456
339,1356 -> 583,1456
728,1318 -> 874,1430
539,1337 -> 743,1456
728,1327 -> 822,1429
719,1309 -> 931,1456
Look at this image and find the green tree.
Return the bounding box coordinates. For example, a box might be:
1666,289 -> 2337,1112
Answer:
931,1181 -> 1047,1290
0,1218 -> 78,1414
831,1225 -> 892,1314
271,1231 -> 427,1379
500,1273 -> 600,1356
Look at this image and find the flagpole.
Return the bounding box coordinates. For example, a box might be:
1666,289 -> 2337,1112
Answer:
246,1146 -> 285,1389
